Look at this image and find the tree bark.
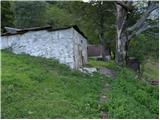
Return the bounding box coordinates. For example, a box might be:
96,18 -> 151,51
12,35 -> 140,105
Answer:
98,1 -> 106,61
115,2 -> 128,65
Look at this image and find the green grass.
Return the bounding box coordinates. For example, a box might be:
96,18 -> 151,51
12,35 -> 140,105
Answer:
1,50 -> 159,118
1,50 -> 106,118
87,58 -> 119,70
87,59 -> 159,119
142,58 -> 159,81
107,69 -> 159,118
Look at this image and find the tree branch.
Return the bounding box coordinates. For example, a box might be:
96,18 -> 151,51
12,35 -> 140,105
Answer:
128,2 -> 159,32
145,31 -> 159,37
128,23 -> 158,40
116,1 -> 133,11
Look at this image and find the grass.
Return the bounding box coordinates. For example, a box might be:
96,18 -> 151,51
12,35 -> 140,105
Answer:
1,50 -> 159,118
107,69 -> 159,118
88,59 -> 159,118
142,58 -> 159,81
1,50 -> 106,118
87,58 -> 119,70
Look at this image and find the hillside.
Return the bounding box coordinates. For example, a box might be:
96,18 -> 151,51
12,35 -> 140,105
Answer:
1,50 -> 159,119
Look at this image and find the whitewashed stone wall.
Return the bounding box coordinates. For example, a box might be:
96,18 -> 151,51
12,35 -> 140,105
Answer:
72,28 -> 88,69
1,28 -> 88,69
0,35 -> 15,49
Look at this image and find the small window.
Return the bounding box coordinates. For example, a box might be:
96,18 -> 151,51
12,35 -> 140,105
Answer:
81,40 -> 83,43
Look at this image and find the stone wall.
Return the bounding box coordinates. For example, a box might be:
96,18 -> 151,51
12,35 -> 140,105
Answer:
1,35 -> 14,49
72,28 -> 88,69
1,28 -> 87,69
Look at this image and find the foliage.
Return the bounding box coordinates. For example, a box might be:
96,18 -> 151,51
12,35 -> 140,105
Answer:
46,2 -> 100,44
46,5 -> 76,27
11,1 -> 48,28
49,1 -> 116,47
1,1 -> 14,32
128,33 -> 158,61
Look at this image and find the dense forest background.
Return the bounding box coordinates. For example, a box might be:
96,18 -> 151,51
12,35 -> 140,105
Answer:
1,1 -> 158,63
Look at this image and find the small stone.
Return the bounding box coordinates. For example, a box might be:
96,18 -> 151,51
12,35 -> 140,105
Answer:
78,67 -> 97,74
100,111 -> 108,119
105,83 -> 110,87
101,95 -> 107,99
28,111 -> 33,114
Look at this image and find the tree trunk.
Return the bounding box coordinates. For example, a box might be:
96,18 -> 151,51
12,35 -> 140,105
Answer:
110,47 -> 115,60
115,2 -> 128,66
99,32 -> 106,61
108,47 -> 111,57
115,1 -> 158,66
97,1 -> 107,61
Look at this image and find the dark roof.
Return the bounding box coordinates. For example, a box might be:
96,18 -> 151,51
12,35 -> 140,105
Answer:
1,25 -> 87,39
2,26 -> 52,36
4,27 -> 21,33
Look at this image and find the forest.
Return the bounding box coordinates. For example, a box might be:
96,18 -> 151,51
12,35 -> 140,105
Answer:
1,1 -> 159,119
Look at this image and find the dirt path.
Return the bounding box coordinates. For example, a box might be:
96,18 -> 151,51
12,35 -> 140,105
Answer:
98,67 -> 116,119
99,80 -> 109,119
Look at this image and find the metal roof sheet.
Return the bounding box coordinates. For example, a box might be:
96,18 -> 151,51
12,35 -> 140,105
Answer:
1,25 -> 87,39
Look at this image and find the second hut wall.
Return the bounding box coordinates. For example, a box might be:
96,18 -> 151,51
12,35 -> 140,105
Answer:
72,28 -> 88,69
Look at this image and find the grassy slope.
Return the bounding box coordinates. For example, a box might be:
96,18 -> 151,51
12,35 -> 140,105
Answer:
88,59 -> 159,118
1,50 -> 159,118
143,58 -> 159,81
1,51 -> 106,118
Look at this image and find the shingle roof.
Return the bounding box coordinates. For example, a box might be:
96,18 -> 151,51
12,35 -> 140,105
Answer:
1,25 -> 87,39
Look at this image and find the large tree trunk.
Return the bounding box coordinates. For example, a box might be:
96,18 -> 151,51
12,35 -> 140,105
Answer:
98,1 -> 106,61
115,2 -> 128,66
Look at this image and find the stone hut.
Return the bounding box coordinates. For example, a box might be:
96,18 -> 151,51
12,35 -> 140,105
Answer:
1,25 -> 88,69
